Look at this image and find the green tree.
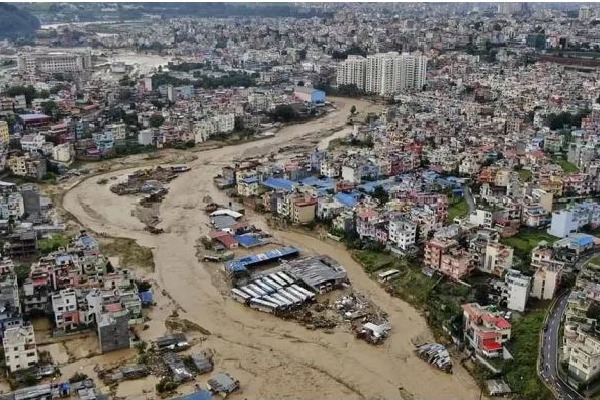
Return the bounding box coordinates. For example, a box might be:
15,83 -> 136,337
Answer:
38,89 -> 50,99
41,100 -> 58,116
272,104 -> 298,122
149,114 -> 165,128
371,185 -> 389,205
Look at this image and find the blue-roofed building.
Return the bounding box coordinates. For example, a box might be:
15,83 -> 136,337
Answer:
74,234 -> 100,251
172,390 -> 213,400
334,192 -> 360,208
294,86 -> 326,105
553,233 -> 598,261
300,176 -> 335,195
139,290 -> 154,305
262,177 -> 296,192
225,246 -> 300,276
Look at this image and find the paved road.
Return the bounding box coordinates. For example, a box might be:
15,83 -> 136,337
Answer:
541,291 -> 582,400
463,184 -> 476,214
540,251 -> 600,400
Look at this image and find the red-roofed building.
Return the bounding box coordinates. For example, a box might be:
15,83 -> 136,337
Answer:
462,302 -> 512,358
213,233 -> 239,249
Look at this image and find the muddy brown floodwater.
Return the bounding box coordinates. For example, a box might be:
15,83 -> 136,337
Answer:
62,98 -> 485,399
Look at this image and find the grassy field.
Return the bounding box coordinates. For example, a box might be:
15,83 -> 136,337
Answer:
517,169 -> 533,182
353,250 -> 467,337
502,228 -> 557,258
101,237 -> 155,271
447,197 -> 470,222
556,158 -> 579,173
504,307 -> 553,400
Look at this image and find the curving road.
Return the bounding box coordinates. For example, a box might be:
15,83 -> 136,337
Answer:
540,291 -> 582,400
539,251 -> 600,400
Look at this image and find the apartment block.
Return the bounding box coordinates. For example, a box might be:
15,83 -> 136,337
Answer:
388,217 -> 417,251
563,325 -> 600,383
3,324 -> 38,373
52,288 -> 80,332
481,243 -> 514,276
501,269 -> 531,312
336,52 -> 427,95
530,246 -> 564,300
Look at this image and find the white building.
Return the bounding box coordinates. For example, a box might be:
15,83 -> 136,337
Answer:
194,113 -> 235,143
388,218 -> 417,251
52,142 -> 74,163
17,50 -> 92,74
3,324 -> 38,373
470,209 -> 493,228
20,134 -> 46,153
579,6 -> 591,20
548,203 -> 600,238
337,52 -> 427,96
336,55 -> 366,89
563,325 -> 600,382
51,289 -> 78,331
502,269 -> 531,312
138,129 -> 154,146
107,123 -> 127,140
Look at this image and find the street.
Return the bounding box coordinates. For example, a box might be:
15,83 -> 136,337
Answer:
539,250 -> 600,400
540,291 -> 583,400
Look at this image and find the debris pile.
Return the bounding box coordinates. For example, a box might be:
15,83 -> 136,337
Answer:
109,165 -> 188,195
334,292 -> 391,344
414,343 -> 452,373
288,308 -> 337,330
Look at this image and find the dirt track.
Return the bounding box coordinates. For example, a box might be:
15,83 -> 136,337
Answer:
62,98 -> 484,399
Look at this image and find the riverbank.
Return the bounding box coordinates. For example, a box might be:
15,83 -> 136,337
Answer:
60,97 -> 484,399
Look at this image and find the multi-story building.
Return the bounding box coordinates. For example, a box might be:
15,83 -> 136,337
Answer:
387,217 -> 417,251
336,52 -> 427,96
481,243 -> 514,276
424,238 -> 473,280
549,202 -> 600,238
20,134 -> 47,153
7,154 -> 47,180
500,269 -> 531,312
462,302 -> 512,358
17,50 -> 92,74
3,324 -> 38,373
0,121 -> 9,144
563,325 -> 600,383
194,113 -> 235,143
439,248 -> 473,281
52,289 -> 80,332
291,195 -> 317,225
52,142 -> 75,163
336,55 -> 367,90
106,123 -> 127,141
530,245 -> 564,300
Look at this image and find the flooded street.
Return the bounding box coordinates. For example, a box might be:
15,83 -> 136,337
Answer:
62,98 -> 483,399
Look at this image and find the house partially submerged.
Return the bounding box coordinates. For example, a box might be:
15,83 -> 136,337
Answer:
206,373 -> 239,397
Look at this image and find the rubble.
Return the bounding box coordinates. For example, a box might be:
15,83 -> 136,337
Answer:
334,292 -> 391,344
109,165 -> 188,195
414,343 -> 453,373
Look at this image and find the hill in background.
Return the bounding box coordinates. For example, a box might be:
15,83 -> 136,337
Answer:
0,3 -> 40,39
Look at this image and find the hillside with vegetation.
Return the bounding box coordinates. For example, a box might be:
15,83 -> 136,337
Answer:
0,3 -> 40,39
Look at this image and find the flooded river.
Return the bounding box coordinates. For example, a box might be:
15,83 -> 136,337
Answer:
62,98 -> 484,399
